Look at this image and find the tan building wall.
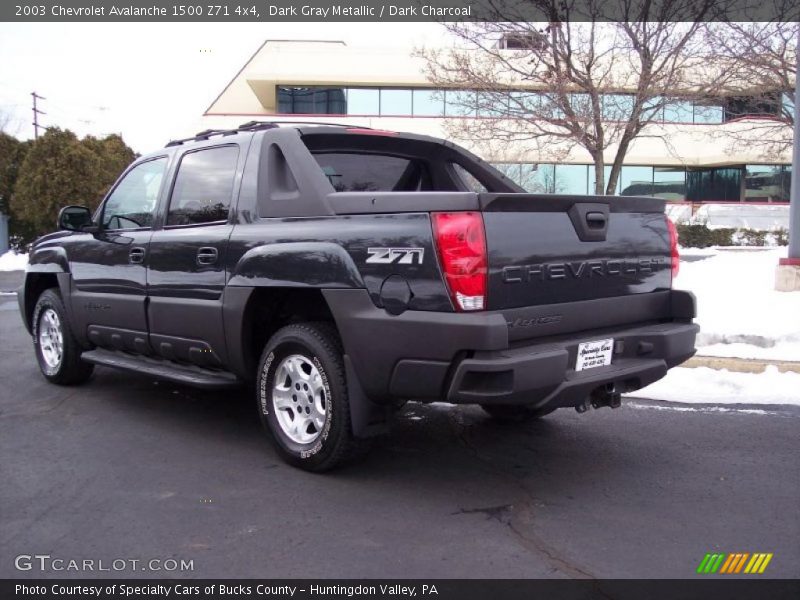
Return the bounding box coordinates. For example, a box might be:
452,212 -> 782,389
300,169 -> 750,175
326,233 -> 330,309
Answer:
200,39 -> 793,170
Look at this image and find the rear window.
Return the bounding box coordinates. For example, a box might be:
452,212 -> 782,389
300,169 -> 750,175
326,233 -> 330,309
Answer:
312,152 -> 430,192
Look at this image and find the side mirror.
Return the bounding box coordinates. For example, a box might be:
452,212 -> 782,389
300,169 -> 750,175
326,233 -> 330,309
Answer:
58,205 -> 94,232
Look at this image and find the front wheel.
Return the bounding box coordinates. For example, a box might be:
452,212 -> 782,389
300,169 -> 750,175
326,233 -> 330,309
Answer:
256,322 -> 368,472
32,288 -> 94,385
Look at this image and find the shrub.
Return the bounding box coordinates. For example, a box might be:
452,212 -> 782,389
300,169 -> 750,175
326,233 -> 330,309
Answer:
676,223 -> 788,248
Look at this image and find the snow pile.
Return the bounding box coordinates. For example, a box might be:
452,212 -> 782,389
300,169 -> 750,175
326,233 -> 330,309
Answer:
0,251 -> 28,271
692,203 -> 790,231
675,247 -> 800,361
627,366 -> 800,406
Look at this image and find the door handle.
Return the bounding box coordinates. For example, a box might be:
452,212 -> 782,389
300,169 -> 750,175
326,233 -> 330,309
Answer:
586,211 -> 607,229
196,247 -> 218,266
129,247 -> 146,264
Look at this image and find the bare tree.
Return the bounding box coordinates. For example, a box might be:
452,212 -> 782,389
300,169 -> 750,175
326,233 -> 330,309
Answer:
417,0 -> 729,194
703,18 -> 798,159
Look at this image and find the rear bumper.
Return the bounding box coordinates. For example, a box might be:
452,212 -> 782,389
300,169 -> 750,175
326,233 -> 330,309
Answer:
323,289 -> 698,408
445,321 -> 697,408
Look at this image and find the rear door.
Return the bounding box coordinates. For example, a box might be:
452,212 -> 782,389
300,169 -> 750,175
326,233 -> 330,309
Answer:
146,142 -> 246,367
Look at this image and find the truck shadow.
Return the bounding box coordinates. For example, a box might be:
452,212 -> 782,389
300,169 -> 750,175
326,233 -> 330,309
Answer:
90,365 -> 661,494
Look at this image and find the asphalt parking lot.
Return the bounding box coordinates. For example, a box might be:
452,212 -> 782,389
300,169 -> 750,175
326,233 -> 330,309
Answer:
1,287 -> 799,579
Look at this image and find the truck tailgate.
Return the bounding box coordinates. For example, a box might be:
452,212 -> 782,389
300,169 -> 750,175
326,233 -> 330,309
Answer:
479,194 -> 672,310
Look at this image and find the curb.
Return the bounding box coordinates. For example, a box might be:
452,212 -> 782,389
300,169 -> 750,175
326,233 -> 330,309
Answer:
685,355 -> 800,374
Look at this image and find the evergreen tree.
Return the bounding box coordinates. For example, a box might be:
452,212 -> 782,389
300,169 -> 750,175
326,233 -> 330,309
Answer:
10,128 -> 135,246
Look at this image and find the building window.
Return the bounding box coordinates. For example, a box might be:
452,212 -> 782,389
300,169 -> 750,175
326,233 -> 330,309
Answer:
687,167 -> 741,202
508,91 -> 542,115
652,167 -> 687,201
663,100 -> 694,123
521,164 -> 556,193
589,165 -> 613,194
412,89 -> 443,116
643,96 -> 665,122
445,90 -> 476,117
692,101 -> 724,124
568,93 -> 592,118
346,88 -> 380,115
745,165 -> 790,202
497,33 -> 547,50
554,164 -> 589,195
602,94 -> 634,121
274,84 -> 775,126
618,166 -> 655,196
477,91 -> 509,117
380,89 -> 412,116
277,87 -> 346,114
491,163 -> 521,185
724,94 -> 782,121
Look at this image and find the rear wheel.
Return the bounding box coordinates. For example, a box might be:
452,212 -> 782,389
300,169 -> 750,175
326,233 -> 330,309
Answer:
32,288 -> 94,385
480,404 -> 555,422
256,322 -> 368,472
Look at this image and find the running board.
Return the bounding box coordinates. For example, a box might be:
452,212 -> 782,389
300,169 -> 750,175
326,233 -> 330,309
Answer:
81,348 -> 242,389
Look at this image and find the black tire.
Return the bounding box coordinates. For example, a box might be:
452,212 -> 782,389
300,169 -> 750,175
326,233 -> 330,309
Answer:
480,404 -> 556,422
32,288 -> 94,385
256,322 -> 368,472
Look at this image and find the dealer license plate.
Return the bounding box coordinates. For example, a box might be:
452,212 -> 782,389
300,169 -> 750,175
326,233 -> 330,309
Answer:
576,338 -> 614,371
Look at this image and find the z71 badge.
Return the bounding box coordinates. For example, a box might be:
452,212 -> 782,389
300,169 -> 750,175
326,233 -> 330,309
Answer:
366,247 -> 424,265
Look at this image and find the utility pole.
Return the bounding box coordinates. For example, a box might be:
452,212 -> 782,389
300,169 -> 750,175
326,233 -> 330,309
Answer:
775,31 -> 800,290
31,91 -> 46,140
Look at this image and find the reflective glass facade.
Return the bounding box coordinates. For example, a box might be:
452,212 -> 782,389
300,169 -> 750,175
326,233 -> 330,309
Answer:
491,163 -> 792,203
274,84 -> 790,203
275,86 -> 777,124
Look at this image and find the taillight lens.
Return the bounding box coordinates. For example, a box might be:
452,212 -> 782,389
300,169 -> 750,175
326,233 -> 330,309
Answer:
666,217 -> 680,278
432,212 -> 488,311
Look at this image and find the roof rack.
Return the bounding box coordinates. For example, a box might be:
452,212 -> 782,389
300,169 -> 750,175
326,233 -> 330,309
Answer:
165,120 -> 373,147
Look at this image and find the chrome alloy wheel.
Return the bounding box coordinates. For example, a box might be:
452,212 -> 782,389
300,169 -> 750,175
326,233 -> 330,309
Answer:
272,354 -> 328,444
38,308 -> 64,369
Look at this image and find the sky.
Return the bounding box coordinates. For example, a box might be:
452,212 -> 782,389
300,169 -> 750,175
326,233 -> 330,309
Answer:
0,22 -> 445,153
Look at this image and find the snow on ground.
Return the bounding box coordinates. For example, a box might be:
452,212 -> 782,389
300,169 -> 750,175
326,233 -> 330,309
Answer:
0,251 -> 28,271
675,247 -> 800,361
627,366 -> 800,406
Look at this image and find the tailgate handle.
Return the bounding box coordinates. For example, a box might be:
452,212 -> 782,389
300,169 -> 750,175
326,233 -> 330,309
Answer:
568,203 -> 610,242
586,212 -> 607,229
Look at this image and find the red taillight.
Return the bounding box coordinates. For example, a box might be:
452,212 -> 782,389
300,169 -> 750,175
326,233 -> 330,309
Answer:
666,217 -> 680,278
432,212 -> 488,311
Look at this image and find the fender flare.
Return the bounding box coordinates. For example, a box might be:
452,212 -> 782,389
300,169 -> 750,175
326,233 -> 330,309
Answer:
227,241 -> 365,289
19,246 -> 72,334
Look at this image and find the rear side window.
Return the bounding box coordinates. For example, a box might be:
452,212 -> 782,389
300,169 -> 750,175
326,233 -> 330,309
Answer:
167,145 -> 239,226
451,162 -> 487,193
312,152 -> 430,192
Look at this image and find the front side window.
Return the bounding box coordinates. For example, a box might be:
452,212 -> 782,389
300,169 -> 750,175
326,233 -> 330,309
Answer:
167,146 -> 239,226
102,157 -> 167,230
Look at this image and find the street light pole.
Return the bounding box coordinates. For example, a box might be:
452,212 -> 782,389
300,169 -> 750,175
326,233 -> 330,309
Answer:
787,33 -> 800,260
775,31 -> 800,290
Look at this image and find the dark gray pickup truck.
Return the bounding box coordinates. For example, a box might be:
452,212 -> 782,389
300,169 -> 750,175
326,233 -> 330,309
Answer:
18,122 -> 697,471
